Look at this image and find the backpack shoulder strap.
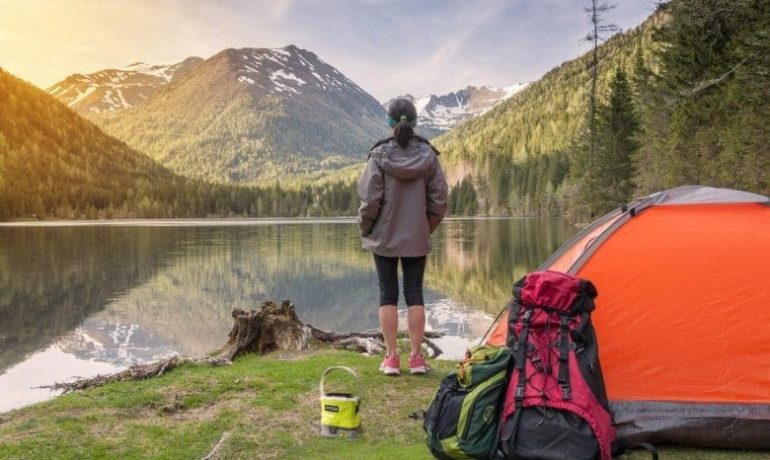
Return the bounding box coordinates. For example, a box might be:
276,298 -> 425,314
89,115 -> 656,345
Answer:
413,135 -> 441,156
370,137 -> 394,153
370,135 -> 441,157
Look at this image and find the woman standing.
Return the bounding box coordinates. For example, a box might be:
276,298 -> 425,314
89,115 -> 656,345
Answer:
357,98 -> 448,376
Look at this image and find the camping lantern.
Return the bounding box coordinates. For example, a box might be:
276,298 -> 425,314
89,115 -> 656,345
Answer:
319,366 -> 361,438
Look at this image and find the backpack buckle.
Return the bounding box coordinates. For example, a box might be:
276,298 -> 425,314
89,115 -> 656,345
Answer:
514,385 -> 526,401
560,384 -> 572,400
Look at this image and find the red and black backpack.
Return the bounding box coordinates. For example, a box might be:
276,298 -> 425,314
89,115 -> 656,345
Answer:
498,271 -> 615,460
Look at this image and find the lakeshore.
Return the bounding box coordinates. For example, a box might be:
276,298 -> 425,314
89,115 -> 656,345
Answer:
1,349 -> 767,459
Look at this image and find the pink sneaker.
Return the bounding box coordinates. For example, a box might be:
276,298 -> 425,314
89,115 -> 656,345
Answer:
380,354 -> 400,376
409,354 -> 427,375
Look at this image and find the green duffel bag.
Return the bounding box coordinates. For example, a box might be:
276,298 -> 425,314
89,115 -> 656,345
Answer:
423,345 -> 512,460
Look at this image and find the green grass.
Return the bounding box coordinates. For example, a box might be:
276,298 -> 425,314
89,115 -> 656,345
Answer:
0,350 -> 768,459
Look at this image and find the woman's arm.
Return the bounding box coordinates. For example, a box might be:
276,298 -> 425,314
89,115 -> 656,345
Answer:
357,158 -> 384,236
426,157 -> 448,233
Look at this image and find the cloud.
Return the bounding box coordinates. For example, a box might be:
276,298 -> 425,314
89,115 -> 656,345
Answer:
0,0 -> 654,100
351,0 -> 401,4
375,0 -> 511,97
264,0 -> 296,20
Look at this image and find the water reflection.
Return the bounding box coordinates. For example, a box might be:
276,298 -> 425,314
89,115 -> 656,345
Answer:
0,227 -> 182,373
0,218 -> 573,411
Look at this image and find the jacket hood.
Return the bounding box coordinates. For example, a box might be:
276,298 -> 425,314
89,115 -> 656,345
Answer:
370,139 -> 436,180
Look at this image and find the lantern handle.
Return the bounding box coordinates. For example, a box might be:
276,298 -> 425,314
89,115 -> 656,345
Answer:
320,366 -> 361,400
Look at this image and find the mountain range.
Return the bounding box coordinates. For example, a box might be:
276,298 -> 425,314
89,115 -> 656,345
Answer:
7,21 -> 656,219
1,66 -> 363,221
5,2 -> 768,223
382,84 -> 527,138
46,47 -> 529,182
48,45 -> 388,183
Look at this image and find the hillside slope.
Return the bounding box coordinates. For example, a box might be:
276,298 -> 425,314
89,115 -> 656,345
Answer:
434,15 -> 660,167
0,68 -> 174,219
0,68 -> 362,220
431,13 -> 662,216
438,0 -> 768,218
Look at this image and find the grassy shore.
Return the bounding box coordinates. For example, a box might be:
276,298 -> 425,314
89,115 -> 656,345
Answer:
0,349 -> 767,459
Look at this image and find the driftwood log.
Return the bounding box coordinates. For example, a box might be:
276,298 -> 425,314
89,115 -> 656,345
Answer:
40,300 -> 444,393
39,355 -> 229,393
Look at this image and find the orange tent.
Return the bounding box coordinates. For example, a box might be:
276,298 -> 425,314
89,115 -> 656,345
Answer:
486,186 -> 770,448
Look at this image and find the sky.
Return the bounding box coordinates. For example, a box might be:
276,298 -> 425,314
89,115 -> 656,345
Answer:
0,0 -> 658,101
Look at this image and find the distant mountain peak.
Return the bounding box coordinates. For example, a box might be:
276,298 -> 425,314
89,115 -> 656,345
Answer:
382,84 -> 529,138
47,57 -> 203,115
221,45 -> 366,99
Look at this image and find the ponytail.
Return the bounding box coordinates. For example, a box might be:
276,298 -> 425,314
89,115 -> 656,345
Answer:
386,98 -> 418,150
394,116 -> 414,149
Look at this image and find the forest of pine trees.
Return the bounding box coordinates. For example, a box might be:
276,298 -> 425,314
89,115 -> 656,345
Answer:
441,0 -> 768,220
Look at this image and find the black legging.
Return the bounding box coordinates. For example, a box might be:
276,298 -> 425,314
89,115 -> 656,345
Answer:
373,254 -> 427,307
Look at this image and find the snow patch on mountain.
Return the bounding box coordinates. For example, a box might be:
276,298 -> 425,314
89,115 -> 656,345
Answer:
231,46 -> 369,98
47,57 -> 203,115
121,61 -> 181,82
68,85 -> 97,107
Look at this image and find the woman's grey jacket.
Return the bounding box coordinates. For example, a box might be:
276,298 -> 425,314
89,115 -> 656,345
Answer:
357,137 -> 448,257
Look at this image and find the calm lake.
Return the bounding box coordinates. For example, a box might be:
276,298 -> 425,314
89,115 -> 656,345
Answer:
0,218 -> 574,412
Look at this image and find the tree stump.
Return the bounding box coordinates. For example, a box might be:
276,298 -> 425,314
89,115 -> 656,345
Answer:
217,299 -> 445,360
218,300 -> 309,360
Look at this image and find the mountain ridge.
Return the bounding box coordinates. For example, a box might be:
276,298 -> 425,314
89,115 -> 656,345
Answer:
94,45 -> 388,183
46,57 -> 203,116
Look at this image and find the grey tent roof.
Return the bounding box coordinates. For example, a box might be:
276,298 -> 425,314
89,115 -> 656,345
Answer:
538,185 -> 769,274
648,185 -> 769,206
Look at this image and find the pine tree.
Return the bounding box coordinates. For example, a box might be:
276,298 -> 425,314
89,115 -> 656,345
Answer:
568,68 -> 640,219
592,68 -> 640,212
584,0 -> 619,174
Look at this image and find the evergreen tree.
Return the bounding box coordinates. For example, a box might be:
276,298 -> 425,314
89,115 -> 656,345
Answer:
593,68 -> 640,212
584,0 -> 619,176
634,0 -> 769,195
448,177 -> 479,216
568,68 -> 640,219
631,47 -> 671,195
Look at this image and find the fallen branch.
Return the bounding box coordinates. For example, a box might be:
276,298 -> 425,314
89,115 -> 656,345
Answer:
306,325 -> 443,358
38,355 -> 229,394
201,432 -> 230,460
39,300 -> 444,393
422,337 -> 443,359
